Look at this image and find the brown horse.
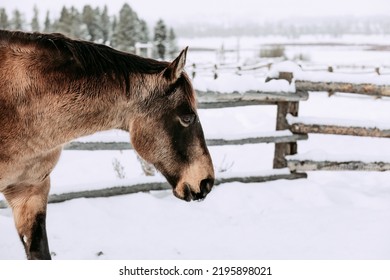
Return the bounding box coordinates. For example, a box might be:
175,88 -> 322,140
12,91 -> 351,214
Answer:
0,30 -> 214,260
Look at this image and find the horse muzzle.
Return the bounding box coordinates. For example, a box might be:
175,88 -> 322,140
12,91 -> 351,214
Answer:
174,177 -> 214,202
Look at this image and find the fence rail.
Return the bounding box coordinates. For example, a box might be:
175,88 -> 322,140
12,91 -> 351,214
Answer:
187,60 -> 390,80
65,133 -> 308,151
196,90 -> 308,108
295,80 -> 390,97
289,123 -> 390,138
288,160 -> 390,172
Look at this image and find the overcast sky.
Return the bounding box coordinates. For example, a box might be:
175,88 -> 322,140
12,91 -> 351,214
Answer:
2,0 -> 390,24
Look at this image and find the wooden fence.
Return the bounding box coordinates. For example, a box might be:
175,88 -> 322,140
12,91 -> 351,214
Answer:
187,61 -> 390,80
2,68 -> 389,208
287,76 -> 390,172
65,72 -> 390,178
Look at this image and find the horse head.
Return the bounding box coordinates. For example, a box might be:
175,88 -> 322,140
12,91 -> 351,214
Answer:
129,48 -> 215,201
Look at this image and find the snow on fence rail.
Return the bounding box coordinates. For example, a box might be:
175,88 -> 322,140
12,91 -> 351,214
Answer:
288,117 -> 390,138
294,73 -> 390,97
288,159 -> 390,172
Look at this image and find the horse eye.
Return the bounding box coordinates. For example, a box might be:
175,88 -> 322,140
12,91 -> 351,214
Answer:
179,114 -> 196,127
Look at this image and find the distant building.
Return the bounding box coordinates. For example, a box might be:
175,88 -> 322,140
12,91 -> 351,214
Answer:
135,42 -> 153,58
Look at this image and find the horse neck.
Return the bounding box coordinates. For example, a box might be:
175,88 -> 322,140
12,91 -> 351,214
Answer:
39,79 -> 134,146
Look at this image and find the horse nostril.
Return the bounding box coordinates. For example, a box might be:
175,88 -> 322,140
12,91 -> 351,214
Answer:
183,184 -> 193,202
200,178 -> 214,196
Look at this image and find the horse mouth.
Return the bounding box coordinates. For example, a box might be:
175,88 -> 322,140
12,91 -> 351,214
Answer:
173,179 -> 214,202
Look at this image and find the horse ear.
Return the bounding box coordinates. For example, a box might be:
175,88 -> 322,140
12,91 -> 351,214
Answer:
163,47 -> 188,83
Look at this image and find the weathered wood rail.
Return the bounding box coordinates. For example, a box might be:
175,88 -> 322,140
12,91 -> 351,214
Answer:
295,80 -> 390,97
288,160 -> 390,172
290,123 -> 390,138
196,89 -> 308,108
65,133 -> 308,150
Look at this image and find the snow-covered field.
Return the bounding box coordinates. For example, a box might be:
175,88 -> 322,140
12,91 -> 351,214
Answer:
1,36 -> 390,260
180,35 -> 390,66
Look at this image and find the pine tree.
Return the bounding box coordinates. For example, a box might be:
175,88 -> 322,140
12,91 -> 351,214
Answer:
55,6 -> 72,35
167,28 -> 178,59
82,5 -> 102,42
69,6 -> 88,40
111,16 -> 117,37
31,5 -> 40,31
54,6 -> 87,39
43,11 -> 51,33
139,19 -> 149,43
11,9 -> 24,30
101,5 -> 111,44
153,19 -> 167,59
0,8 -> 9,29
111,3 -> 141,52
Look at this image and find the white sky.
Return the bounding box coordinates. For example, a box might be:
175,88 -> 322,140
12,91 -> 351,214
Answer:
2,0 -> 390,24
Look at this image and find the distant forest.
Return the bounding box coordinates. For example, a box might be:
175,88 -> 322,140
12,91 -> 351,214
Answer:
175,16 -> 390,37
0,3 -> 178,59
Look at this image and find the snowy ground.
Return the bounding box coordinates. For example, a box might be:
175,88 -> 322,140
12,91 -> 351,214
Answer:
1,92 -> 390,260
2,172 -> 390,260
1,37 -> 390,260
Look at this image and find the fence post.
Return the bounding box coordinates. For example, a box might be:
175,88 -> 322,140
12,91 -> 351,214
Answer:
273,101 -> 299,168
191,63 -> 196,79
273,72 -> 299,169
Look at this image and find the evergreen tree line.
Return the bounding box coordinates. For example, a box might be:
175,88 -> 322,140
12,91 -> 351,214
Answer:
0,3 -> 178,59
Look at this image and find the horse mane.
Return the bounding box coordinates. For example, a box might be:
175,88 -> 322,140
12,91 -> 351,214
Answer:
1,30 -> 196,107
0,30 -> 170,95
